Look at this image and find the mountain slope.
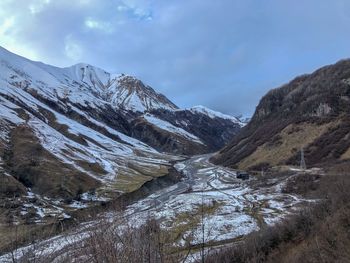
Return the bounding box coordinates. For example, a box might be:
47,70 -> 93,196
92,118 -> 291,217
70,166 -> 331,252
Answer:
143,107 -> 244,152
0,46 -> 241,156
213,59 -> 350,171
131,113 -> 208,155
188,105 -> 245,126
0,46 -> 242,225
0,47 -> 176,225
106,74 -> 178,112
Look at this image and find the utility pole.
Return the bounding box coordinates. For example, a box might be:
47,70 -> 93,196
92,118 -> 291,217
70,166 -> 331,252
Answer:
300,147 -> 306,170
201,188 -> 205,263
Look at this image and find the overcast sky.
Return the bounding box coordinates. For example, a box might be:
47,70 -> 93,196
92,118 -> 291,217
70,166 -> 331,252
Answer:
1,0 -> 350,116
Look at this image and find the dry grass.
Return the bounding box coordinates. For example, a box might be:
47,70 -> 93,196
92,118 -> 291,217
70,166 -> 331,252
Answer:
112,172 -> 153,193
112,162 -> 169,193
237,122 -> 335,170
7,200 -> 223,263
13,215 -> 189,263
0,216 -> 65,255
4,125 -> 100,198
127,161 -> 169,178
340,146 -> 350,160
0,173 -> 26,197
166,201 -> 223,245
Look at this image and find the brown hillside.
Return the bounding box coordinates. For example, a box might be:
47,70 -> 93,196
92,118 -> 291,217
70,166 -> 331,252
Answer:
213,59 -> 350,170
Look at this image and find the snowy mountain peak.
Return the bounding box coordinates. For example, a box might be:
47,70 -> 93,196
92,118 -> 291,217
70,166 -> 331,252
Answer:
188,105 -> 246,127
0,46 -> 178,113
106,74 -> 178,113
65,63 -> 111,90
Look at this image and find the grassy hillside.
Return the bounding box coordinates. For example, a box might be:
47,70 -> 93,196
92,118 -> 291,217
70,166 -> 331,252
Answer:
213,59 -> 350,171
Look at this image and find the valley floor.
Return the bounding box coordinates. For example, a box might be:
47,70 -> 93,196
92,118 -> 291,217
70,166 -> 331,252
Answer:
0,154 -> 313,262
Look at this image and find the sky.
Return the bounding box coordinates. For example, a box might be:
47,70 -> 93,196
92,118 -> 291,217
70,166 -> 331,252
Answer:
0,0 -> 350,116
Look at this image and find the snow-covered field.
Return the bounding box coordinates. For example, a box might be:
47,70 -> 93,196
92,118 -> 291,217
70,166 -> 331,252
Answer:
126,155 -> 309,245
0,154 -> 314,262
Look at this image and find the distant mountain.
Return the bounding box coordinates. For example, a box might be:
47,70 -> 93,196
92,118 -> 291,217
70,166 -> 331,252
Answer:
188,105 -> 246,126
1,45 -> 243,151
213,59 -> 350,171
0,46 -> 242,222
139,106 -> 243,153
106,74 -> 178,112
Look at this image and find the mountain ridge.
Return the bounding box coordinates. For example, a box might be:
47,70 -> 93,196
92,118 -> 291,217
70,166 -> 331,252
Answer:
0,46 -> 242,225
213,58 -> 350,171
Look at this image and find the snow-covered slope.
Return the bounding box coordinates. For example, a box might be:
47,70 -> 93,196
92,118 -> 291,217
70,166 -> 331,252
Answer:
0,46 -> 179,205
0,45 -> 245,234
188,105 -> 246,127
0,71 -> 171,176
0,46 -> 243,209
145,107 -> 242,152
0,46 -> 176,113
0,83 -> 177,227
0,46 -> 242,153
143,114 -> 204,145
107,74 -> 178,112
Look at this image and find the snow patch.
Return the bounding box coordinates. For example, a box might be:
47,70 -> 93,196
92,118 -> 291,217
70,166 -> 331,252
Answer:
187,105 -> 245,127
143,114 -> 205,145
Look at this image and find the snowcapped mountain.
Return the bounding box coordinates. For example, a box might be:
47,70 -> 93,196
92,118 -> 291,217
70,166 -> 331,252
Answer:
186,105 -> 246,127
106,74 -> 178,112
0,46 -> 242,153
0,46 -> 242,223
142,107 -> 242,152
0,46 -> 176,114
0,46 -> 172,190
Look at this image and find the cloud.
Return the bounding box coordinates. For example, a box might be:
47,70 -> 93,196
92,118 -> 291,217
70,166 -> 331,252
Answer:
29,0 -> 51,14
0,13 -> 39,60
84,17 -> 114,33
116,1 -> 153,21
0,0 -> 350,116
64,35 -> 83,61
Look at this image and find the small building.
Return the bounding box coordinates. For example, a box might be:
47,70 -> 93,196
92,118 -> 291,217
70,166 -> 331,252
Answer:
236,171 -> 250,180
